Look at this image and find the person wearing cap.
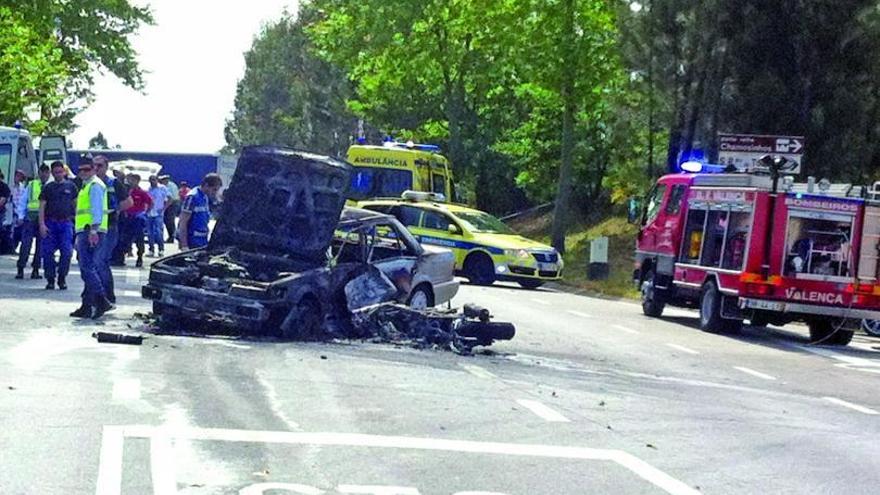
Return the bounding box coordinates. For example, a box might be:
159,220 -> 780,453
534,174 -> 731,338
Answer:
178,173 -> 222,250
39,161 -> 78,290
15,164 -> 50,280
94,155 -> 132,303
159,175 -> 179,242
70,158 -> 113,319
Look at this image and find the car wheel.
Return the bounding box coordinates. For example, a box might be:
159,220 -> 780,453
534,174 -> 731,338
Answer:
464,253 -> 495,286
641,269 -> 665,317
809,319 -> 854,346
408,284 -> 435,310
518,279 -> 544,290
862,319 -> 880,337
281,296 -> 323,340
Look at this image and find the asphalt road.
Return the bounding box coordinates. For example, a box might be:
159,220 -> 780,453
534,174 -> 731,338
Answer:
2,247 -> 880,494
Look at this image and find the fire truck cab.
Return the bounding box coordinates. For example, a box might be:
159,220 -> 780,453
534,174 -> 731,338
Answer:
634,168 -> 880,345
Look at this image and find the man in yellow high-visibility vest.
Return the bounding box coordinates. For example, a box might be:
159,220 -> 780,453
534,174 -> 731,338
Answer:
15,164 -> 50,280
70,158 -> 113,319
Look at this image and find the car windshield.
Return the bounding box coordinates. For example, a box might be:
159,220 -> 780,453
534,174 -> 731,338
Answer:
455,211 -> 515,234
349,166 -> 413,200
0,144 -> 11,179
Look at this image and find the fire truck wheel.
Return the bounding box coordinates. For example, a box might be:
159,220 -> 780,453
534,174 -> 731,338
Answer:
640,269 -> 665,317
808,320 -> 854,346
700,281 -> 727,333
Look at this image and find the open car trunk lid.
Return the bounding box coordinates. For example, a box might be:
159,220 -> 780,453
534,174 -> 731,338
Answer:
210,146 -> 352,265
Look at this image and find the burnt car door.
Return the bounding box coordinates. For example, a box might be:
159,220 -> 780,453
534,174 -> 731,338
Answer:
366,220 -> 422,297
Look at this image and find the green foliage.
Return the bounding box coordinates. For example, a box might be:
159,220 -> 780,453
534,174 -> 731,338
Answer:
224,7 -> 355,155
0,7 -> 66,134
0,0 -> 152,133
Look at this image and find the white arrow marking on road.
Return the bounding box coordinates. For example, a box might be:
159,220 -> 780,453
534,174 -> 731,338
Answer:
459,363 -> 498,380
108,426 -> 701,495
665,343 -> 700,355
823,397 -> 880,415
566,310 -> 593,319
733,366 -> 776,381
516,399 -> 571,422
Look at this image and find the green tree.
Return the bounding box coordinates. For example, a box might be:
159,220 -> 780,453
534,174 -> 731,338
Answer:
1,0 -> 153,133
225,7 -> 355,155
0,7 -> 66,134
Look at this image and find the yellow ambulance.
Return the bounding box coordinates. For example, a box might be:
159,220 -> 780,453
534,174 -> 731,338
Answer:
346,142 -> 455,201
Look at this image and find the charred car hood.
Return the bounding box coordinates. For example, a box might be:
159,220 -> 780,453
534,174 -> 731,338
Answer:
210,146 -> 352,264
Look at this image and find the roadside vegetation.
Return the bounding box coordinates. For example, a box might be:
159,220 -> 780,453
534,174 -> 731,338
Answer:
509,211 -> 638,299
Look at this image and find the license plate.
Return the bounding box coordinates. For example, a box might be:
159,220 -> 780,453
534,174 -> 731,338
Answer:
745,299 -> 784,311
539,263 -> 558,271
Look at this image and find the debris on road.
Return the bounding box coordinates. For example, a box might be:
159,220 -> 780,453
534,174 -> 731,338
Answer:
92,332 -> 145,346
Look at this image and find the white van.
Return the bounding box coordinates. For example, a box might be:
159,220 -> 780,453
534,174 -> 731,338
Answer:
0,126 -> 38,225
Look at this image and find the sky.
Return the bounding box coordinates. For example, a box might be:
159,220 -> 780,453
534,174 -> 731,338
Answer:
70,0 -> 297,153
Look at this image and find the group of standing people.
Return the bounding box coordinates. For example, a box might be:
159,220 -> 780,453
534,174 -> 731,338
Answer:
7,154 -> 222,319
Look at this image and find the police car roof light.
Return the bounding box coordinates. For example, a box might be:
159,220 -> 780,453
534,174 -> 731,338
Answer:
680,161 -> 703,173
402,190 -> 446,202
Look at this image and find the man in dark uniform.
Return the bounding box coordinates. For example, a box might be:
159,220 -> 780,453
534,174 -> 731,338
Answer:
39,161 -> 78,290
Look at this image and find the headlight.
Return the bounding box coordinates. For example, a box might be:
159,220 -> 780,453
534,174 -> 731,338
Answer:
505,249 -> 531,259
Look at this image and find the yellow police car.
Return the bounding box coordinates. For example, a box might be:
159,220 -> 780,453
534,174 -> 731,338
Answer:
358,192 -> 563,289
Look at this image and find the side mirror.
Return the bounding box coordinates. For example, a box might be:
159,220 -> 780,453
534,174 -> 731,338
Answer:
448,223 -> 461,235
627,198 -> 642,224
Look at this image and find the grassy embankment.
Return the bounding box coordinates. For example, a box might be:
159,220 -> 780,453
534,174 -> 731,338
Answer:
508,211 -> 639,299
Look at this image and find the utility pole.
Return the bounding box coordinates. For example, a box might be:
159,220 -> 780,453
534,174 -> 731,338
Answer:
646,0 -> 655,178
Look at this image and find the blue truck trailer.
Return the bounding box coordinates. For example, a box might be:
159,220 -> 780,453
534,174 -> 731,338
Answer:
67,149 -> 221,187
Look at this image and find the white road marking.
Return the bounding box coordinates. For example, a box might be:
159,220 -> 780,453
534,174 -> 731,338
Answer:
124,270 -> 140,285
95,426 -> 124,495
121,290 -> 141,298
613,324 -> 640,335
566,310 -> 592,319
823,397 -> 880,415
241,484 -> 324,495
338,486 -> 420,494
663,308 -> 697,318
530,298 -> 551,306
516,399 -> 571,422
150,434 -> 177,495
733,366 -> 776,381
459,363 -> 498,380
796,344 -> 880,374
665,343 -> 699,355
112,378 -> 141,402
256,372 -> 302,431
111,425 -> 700,495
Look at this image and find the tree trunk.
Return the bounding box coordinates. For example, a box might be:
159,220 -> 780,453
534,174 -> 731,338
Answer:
551,0 -> 576,254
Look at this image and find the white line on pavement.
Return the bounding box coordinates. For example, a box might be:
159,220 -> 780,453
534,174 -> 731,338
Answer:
613,324 -> 640,335
121,290 -> 141,298
733,366 -> 776,381
665,343 -> 700,355
516,399 -> 571,422
95,425 -> 124,495
112,378 -> 141,402
566,310 -> 593,319
459,363 -> 498,380
124,270 -> 140,285
150,434 -> 177,495
823,397 -> 880,415
116,426 -> 700,495
530,298 -> 551,306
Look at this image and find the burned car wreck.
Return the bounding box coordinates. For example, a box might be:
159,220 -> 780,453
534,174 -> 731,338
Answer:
142,146 -> 514,350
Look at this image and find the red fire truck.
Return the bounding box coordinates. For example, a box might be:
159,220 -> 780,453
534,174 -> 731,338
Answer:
634,164 -> 880,345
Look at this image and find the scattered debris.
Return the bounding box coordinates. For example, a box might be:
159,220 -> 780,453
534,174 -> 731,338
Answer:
599,400 -> 606,407
320,355 -> 328,360
92,332 -> 144,346
646,443 -> 658,450
7,386 -> 15,391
